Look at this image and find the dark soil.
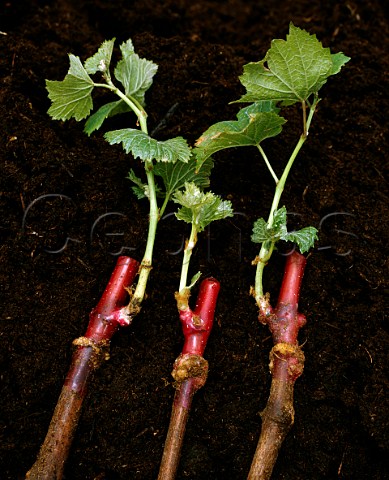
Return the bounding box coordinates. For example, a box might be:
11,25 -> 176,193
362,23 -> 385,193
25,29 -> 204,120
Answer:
1,1 -> 388,479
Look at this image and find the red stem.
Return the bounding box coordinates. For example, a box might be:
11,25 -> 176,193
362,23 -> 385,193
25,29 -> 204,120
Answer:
158,277 -> 220,480
26,256 -> 139,480
277,251 -> 307,306
64,256 -> 139,396
180,277 -> 220,356
267,251 -> 307,346
248,251 -> 307,480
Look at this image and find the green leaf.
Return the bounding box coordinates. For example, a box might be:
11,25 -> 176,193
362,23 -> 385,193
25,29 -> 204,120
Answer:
251,206 -> 318,253
174,182 -> 233,231
154,155 -> 213,199
281,226 -> 318,253
237,23 -> 350,105
194,103 -> 286,170
251,217 -> 270,244
272,207 -> 288,235
251,207 -> 289,244
251,211 -> 288,244
84,100 -> 131,135
126,169 -> 163,199
127,169 -> 147,199
84,38 -> 115,75
330,52 -> 351,75
114,39 -> 158,105
105,129 -> 192,163
188,271 -> 202,289
46,54 -> 94,121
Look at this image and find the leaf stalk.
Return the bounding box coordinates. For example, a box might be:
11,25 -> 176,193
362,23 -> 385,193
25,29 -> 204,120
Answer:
257,144 -> 279,183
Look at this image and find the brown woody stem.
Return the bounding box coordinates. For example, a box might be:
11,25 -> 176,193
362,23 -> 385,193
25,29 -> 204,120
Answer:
26,256 -> 139,480
158,278 -> 220,480
248,251 -> 307,480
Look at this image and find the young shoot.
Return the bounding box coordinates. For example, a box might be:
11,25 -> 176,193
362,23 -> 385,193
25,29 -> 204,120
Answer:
46,38 -> 213,321
194,23 -> 350,313
173,182 -> 233,307
157,182 -> 233,480
193,23 -> 349,479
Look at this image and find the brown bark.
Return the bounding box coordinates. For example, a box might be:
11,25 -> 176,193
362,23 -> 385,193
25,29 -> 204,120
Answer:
157,379 -> 195,480
247,344 -> 305,480
26,257 -> 139,479
158,278 -> 220,480
26,387 -> 84,480
248,252 -> 307,479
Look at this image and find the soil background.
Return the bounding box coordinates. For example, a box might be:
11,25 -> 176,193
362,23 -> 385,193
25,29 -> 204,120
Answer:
1,1 -> 388,479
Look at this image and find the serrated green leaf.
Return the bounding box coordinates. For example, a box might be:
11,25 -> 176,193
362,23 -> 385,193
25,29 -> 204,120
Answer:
84,38 -> 115,75
194,103 -> 286,170
251,207 -> 288,244
281,226 -> 318,253
126,169 -> 163,199
84,100 -> 131,135
174,182 -> 233,231
252,206 -> 318,253
127,169 -> 147,199
251,217 -> 270,243
237,23 -> 349,105
105,129 -> 191,163
46,54 -> 94,121
154,155 -> 213,199
330,52 -> 351,75
272,206 -> 288,235
114,39 -> 158,106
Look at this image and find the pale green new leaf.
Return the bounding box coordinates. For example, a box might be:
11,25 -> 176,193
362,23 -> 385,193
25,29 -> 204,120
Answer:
46,54 -> 94,121
127,169 -> 148,199
237,23 -> 350,105
251,207 -> 289,244
252,206 -> 318,253
154,155 -> 213,199
174,182 -> 233,231
251,213 -> 287,244
188,271 -> 202,289
272,206 -> 288,235
194,103 -> 285,170
105,129 -> 191,163
281,226 -> 318,253
84,38 -> 115,75
126,168 -> 163,199
251,217 -> 270,244
84,100 -> 131,135
114,39 -> 158,105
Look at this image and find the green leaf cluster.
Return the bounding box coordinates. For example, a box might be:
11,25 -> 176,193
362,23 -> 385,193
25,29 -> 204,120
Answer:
173,182 -> 233,232
127,155 -> 214,200
46,38 -> 158,132
46,38 -> 219,211
251,207 -> 318,254
194,23 -> 350,171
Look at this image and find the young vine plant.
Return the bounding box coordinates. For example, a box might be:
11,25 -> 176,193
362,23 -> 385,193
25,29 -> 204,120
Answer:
46,38 -> 217,321
194,23 -> 350,314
